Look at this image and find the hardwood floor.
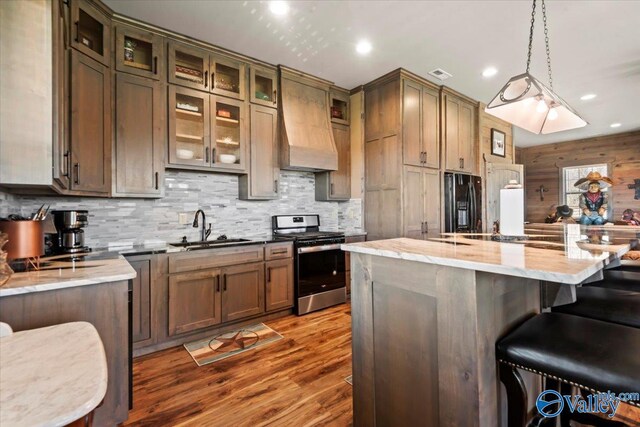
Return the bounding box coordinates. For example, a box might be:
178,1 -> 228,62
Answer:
124,303 -> 353,426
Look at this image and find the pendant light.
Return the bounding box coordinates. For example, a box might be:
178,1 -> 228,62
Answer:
485,0 -> 587,134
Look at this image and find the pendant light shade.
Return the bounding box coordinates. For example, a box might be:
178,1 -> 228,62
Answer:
484,0 -> 588,134
485,72 -> 587,134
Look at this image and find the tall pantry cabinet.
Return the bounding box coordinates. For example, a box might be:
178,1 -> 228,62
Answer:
364,69 -> 442,241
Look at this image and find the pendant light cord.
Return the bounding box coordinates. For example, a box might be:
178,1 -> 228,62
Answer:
525,0 -> 554,90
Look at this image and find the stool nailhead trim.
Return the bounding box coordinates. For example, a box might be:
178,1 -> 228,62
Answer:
498,359 -> 639,408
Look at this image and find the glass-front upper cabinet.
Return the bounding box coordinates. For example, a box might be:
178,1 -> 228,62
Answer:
168,41 -> 209,91
115,25 -> 163,80
330,88 -> 350,125
70,0 -> 111,66
168,85 -> 210,167
210,55 -> 246,100
250,65 -> 278,108
211,97 -> 246,171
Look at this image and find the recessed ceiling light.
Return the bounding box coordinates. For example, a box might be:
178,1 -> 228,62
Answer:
482,67 -> 498,78
269,1 -> 289,16
580,93 -> 597,101
610,123 -> 621,128
355,40 -> 372,55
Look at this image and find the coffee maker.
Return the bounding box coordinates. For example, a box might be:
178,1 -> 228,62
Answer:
51,210 -> 90,254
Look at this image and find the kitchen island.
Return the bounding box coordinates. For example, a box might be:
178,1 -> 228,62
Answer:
0,253 -> 136,426
342,224 -> 639,426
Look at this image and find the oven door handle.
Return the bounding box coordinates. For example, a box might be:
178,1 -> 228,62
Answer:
297,244 -> 342,254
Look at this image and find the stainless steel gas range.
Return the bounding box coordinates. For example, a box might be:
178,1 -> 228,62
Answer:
272,214 -> 346,315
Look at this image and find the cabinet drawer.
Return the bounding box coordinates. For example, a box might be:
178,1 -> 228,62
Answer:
265,242 -> 293,260
169,245 -> 264,273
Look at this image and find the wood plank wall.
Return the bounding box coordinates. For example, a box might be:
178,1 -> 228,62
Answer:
520,130 -> 640,222
478,104 -> 515,231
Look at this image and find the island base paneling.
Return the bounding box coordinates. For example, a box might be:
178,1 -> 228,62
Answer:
0,280 -> 130,426
350,253 -> 540,426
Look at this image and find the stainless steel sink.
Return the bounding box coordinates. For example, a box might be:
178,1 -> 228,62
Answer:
169,238 -> 252,251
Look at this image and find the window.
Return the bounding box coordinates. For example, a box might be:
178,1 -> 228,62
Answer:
562,164 -> 609,219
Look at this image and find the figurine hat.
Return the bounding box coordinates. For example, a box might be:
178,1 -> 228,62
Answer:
574,171 -> 613,190
556,205 -> 573,218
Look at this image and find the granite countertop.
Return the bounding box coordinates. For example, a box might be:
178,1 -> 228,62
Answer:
0,322 -> 108,427
342,224 -> 639,284
0,252 -> 136,297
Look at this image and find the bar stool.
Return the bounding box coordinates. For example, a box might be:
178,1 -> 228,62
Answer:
496,313 -> 640,427
552,286 -> 640,328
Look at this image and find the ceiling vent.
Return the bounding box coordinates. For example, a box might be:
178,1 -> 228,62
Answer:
428,68 -> 453,81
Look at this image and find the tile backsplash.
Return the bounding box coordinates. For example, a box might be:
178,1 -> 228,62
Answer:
0,170 -> 363,248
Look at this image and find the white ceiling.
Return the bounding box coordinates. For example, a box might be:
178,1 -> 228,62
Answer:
103,0 -> 640,148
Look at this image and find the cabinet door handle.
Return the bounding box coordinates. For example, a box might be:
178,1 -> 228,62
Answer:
211,148 -> 216,164
153,56 -> 158,75
423,152 -> 427,164
461,158 -> 465,169
63,151 -> 70,177
223,274 -> 227,291
273,90 -> 277,104
267,267 -> 271,283
424,221 -> 428,235
211,72 -> 214,90
330,182 -> 335,195
271,249 -> 288,255
74,21 -> 79,42
204,71 -> 208,88
155,172 -> 159,190
274,179 -> 278,193
74,163 -> 79,184
205,147 -> 209,163
216,276 -> 220,292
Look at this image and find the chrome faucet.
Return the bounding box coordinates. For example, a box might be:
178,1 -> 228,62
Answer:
192,209 -> 211,242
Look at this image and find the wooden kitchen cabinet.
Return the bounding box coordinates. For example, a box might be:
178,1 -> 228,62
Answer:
239,104 -> 279,199
330,87 -> 350,125
211,96 -> 247,171
265,258 -> 294,312
344,235 -> 366,296
115,24 -> 163,80
443,89 -> 478,174
250,64 -> 278,108
70,49 -> 111,194
53,0 -> 71,191
315,123 -> 351,201
402,79 -> 439,169
114,73 -> 165,197
128,257 -> 152,345
403,166 -> 441,239
167,40 -> 210,91
168,85 -> 210,168
168,269 -> 222,336
69,0 -> 111,66
221,262 -> 265,322
211,54 -> 246,100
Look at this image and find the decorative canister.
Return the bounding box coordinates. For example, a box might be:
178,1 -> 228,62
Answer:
124,38 -> 136,62
0,220 -> 44,260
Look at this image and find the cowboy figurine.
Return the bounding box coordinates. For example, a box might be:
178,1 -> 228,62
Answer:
574,171 -> 613,225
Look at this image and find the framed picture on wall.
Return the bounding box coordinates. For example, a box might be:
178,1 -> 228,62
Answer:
491,128 -> 506,157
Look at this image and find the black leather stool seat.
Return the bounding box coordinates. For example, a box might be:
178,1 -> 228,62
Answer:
588,266 -> 640,292
552,286 -> 640,328
496,313 -> 640,399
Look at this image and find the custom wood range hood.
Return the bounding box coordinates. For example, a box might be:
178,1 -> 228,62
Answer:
279,66 -> 338,172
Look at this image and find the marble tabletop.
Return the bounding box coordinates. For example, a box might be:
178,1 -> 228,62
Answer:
342,224 -> 639,284
0,252 -> 136,297
0,322 -> 108,427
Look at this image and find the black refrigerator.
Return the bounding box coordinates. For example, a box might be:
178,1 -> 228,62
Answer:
444,172 -> 482,233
